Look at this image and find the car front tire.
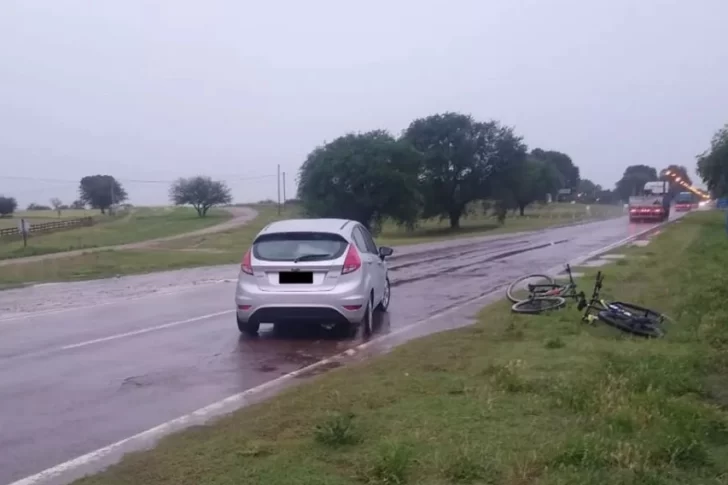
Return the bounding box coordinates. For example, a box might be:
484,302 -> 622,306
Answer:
361,299 -> 373,336
378,277 -> 391,312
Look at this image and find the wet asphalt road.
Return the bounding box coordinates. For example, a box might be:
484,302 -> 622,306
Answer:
0,215 -> 670,484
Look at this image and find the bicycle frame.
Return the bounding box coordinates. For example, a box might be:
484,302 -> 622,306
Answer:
579,271 -> 639,322
527,264 -> 581,300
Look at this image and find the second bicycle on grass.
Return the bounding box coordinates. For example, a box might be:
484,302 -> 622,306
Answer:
578,271 -> 666,338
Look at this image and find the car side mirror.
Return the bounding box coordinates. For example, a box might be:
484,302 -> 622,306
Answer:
378,246 -> 394,259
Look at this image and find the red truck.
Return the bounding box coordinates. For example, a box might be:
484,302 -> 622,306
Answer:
628,181 -> 670,223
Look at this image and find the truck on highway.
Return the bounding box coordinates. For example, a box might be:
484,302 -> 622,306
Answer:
674,191 -> 698,212
628,181 -> 670,223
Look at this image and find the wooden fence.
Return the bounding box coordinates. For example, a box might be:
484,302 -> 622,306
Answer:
0,216 -> 94,239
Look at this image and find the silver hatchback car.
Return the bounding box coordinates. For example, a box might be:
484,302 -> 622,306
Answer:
235,218 -> 394,335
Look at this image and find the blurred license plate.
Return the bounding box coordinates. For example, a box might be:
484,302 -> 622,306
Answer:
279,271 -> 313,284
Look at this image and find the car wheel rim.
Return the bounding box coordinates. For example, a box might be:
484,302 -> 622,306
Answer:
382,281 -> 390,308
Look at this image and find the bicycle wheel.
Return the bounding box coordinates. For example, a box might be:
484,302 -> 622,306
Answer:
511,296 -> 566,314
606,301 -> 665,326
598,310 -> 665,338
507,274 -> 555,303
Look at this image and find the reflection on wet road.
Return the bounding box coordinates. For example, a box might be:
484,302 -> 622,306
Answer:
0,215 -> 673,484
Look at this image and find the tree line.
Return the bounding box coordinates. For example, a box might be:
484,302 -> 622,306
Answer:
0,175 -> 233,218
296,112 -> 593,231
4,117 -> 724,222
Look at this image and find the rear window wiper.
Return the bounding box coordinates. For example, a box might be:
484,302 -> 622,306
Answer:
293,253 -> 332,263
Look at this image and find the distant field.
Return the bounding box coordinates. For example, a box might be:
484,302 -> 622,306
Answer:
0,209 -> 98,229
0,202 -> 623,284
0,207 -> 231,261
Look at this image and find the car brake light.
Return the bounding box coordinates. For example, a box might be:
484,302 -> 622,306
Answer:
241,249 -> 253,275
341,244 -> 361,274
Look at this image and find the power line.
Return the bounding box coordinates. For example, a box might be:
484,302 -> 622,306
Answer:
0,173 -> 278,184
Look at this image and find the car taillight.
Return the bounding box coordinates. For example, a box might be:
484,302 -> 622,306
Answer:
241,248 -> 253,275
341,244 -> 361,274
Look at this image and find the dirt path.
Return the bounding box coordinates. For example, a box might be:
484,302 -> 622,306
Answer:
0,206 -> 258,267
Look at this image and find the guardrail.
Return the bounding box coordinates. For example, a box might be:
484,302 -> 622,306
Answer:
0,216 -> 94,239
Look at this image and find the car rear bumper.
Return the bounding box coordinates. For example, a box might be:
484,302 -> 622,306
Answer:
235,281 -> 368,325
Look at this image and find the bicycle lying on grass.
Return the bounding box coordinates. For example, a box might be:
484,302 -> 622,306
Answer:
508,264 -> 585,314
577,271 -> 666,338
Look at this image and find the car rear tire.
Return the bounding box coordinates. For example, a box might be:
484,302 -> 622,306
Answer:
237,316 -> 260,335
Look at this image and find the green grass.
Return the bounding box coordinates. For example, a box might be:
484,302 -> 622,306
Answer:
70,211 -> 728,484
378,203 -> 622,246
0,209 -> 98,229
0,207 -> 230,261
0,203 -> 620,284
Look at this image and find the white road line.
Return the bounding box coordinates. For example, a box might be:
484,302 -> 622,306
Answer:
59,310 -> 233,351
6,221 -> 654,485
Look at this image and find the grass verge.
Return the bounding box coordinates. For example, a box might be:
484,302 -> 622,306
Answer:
72,211 -> 728,484
0,203 -> 622,285
0,207 -> 230,261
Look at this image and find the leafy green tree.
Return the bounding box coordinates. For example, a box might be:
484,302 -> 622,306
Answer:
498,157 -> 562,215
0,196 -> 17,216
576,178 -> 601,203
402,112 -> 526,228
297,130 -> 422,231
169,176 -> 232,217
530,148 -> 579,192
78,175 -> 128,214
697,124 -> 728,197
615,165 -> 658,201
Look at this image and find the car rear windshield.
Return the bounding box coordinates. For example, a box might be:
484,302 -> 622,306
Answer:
253,232 -> 349,262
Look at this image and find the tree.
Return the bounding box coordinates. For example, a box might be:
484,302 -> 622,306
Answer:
595,189 -> 618,205
70,199 -> 86,210
697,124 -> 728,197
498,157 -> 562,215
615,165 -> 658,201
0,196 -> 17,217
530,148 -> 580,192
169,176 -> 233,217
576,179 -> 602,203
78,175 -> 128,214
402,112 -> 527,228
297,130 -> 421,231
50,198 -> 63,217
26,203 -> 51,211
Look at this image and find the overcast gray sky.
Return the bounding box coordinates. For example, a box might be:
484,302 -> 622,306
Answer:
1,0 -> 726,207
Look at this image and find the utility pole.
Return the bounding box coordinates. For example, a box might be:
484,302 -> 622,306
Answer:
282,171 -> 287,211
277,164 -> 281,215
